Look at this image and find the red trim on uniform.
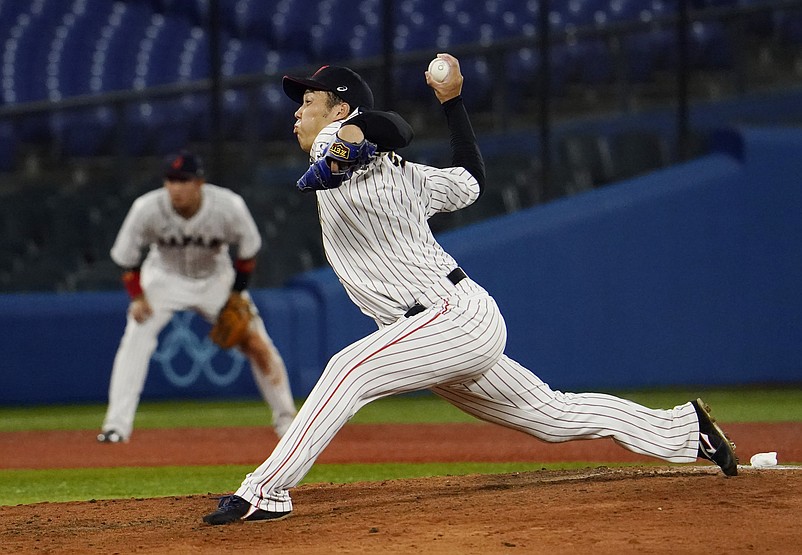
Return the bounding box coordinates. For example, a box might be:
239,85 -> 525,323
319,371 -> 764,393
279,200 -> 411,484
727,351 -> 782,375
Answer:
121,270 -> 143,299
258,310 -> 444,498
234,258 -> 256,273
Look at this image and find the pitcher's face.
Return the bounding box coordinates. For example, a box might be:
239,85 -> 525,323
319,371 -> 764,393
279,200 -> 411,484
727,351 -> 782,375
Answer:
292,90 -> 349,153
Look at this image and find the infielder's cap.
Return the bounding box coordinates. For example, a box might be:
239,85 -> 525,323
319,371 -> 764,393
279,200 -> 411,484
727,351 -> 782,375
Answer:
282,65 -> 374,111
163,150 -> 204,180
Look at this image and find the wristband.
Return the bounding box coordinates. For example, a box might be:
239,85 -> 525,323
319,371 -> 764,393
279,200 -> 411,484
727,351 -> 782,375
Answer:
121,270 -> 143,299
233,258 -> 256,292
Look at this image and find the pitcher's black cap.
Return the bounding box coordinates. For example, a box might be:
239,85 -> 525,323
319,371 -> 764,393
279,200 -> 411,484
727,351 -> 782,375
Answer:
283,65 -> 374,111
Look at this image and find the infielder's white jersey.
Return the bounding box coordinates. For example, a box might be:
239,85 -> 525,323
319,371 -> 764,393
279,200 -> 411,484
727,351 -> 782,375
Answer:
111,183 -> 261,278
312,122 -> 481,325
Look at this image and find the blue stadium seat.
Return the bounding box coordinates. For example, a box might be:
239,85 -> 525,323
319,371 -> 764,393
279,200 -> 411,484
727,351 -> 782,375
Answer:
92,3 -> 153,93
223,38 -> 271,76
120,101 -> 192,156
442,11 -> 483,46
349,21 -> 383,59
50,106 -> 116,157
482,2 -> 534,39
49,5 -> 115,101
135,15 -> 194,88
155,0 -> 209,27
559,0 -> 604,31
272,0 -> 312,52
258,83 -> 296,140
310,8 -> 360,60
218,0 -> 243,35
222,0 -> 276,39
1,10 -> 62,141
0,0 -> 30,24
393,14 -> 438,53
394,0 -> 424,21
605,0 -> 646,23
176,27 -> 210,82
694,0 -> 737,6
3,13 -> 48,105
455,56 -> 493,106
266,49 -> 309,75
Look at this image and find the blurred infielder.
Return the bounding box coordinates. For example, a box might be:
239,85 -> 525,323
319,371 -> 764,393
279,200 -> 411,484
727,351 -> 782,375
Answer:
98,151 -> 296,443
203,54 -> 737,524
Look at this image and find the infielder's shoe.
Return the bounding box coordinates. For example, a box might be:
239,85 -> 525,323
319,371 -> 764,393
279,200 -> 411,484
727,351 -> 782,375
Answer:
693,398 -> 738,476
96,430 -> 127,443
202,494 -> 291,525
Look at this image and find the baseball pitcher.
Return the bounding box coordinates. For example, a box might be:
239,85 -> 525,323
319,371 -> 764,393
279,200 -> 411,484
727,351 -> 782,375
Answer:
202,54 -> 737,525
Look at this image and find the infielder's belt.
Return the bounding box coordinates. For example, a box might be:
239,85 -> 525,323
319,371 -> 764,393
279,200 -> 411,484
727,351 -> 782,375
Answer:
404,267 -> 468,318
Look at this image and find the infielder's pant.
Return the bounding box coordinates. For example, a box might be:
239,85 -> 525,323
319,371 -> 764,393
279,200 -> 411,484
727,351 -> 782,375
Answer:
102,310 -> 174,438
102,309 -> 296,439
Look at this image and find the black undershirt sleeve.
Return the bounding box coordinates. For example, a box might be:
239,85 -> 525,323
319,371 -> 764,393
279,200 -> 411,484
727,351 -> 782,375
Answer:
348,110 -> 414,151
442,95 -> 485,196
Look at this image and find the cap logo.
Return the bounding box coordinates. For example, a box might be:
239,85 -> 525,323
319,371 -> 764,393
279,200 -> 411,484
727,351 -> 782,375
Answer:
329,141 -> 350,159
172,156 -> 183,169
336,86 -> 348,92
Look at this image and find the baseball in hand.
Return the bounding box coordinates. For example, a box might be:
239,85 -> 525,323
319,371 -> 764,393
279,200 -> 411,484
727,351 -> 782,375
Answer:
428,58 -> 450,82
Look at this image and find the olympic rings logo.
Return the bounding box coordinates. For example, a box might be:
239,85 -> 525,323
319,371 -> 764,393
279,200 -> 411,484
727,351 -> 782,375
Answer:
152,312 -> 246,388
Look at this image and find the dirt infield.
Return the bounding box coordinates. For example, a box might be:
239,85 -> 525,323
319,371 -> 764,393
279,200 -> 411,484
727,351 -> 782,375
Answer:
4,422 -> 802,469
2,423 -> 802,553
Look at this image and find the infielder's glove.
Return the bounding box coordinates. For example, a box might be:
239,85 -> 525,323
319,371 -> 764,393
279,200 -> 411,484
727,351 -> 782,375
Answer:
209,292 -> 252,349
296,135 -> 377,192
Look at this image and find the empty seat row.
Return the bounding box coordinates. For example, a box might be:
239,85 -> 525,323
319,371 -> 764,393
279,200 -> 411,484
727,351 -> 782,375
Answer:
0,0 -> 798,167
5,0 -> 792,107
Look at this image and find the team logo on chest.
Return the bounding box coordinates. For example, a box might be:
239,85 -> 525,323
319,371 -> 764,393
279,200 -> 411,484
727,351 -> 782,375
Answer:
158,234 -> 223,249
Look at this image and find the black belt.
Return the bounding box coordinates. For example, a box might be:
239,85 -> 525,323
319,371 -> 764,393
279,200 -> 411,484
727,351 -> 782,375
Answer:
404,267 -> 468,317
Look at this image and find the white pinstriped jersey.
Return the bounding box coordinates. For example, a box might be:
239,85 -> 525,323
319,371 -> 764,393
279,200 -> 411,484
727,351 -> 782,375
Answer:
231,111 -> 706,517
110,183 -> 261,279
312,121 -> 481,325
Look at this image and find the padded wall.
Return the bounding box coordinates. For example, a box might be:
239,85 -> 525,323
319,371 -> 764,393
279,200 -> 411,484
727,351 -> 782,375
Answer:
1,127 -> 800,405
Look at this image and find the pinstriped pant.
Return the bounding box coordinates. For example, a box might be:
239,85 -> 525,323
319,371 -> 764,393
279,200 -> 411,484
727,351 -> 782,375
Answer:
236,286 -> 699,513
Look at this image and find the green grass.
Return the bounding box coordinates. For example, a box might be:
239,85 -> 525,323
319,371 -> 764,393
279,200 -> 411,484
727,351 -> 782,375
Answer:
0,462 -> 643,506
606,386 -> 802,422
2,387 -> 800,506
2,386 -> 801,433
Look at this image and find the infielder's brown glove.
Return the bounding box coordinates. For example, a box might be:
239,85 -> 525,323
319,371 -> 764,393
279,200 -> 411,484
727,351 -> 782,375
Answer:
209,292 -> 252,349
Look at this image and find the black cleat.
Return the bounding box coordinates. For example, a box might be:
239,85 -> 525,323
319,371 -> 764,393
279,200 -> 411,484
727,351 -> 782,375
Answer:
693,398 -> 738,476
96,430 -> 127,443
202,495 -> 291,525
